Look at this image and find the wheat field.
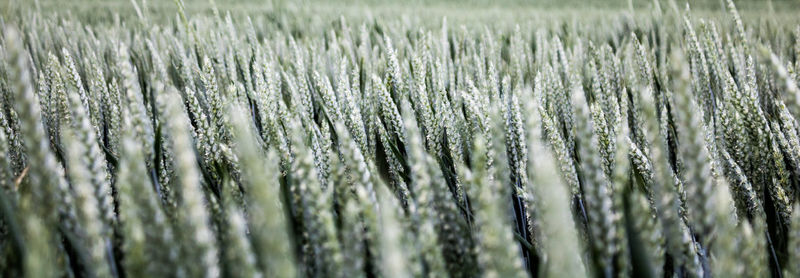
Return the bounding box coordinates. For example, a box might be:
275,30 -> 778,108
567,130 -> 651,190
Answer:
0,0 -> 799,277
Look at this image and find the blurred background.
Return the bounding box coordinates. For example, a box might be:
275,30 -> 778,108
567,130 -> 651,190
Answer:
4,0 -> 800,25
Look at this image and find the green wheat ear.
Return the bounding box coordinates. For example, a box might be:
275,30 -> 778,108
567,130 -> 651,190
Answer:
161,89 -> 220,278
402,100 -> 448,277
117,113 -> 177,277
6,27 -> 59,278
229,104 -> 296,277
62,129 -> 112,277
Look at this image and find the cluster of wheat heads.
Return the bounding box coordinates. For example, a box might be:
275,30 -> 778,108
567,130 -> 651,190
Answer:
1,0 -> 800,277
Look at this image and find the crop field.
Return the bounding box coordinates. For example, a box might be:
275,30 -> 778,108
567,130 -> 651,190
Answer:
0,0 -> 799,277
